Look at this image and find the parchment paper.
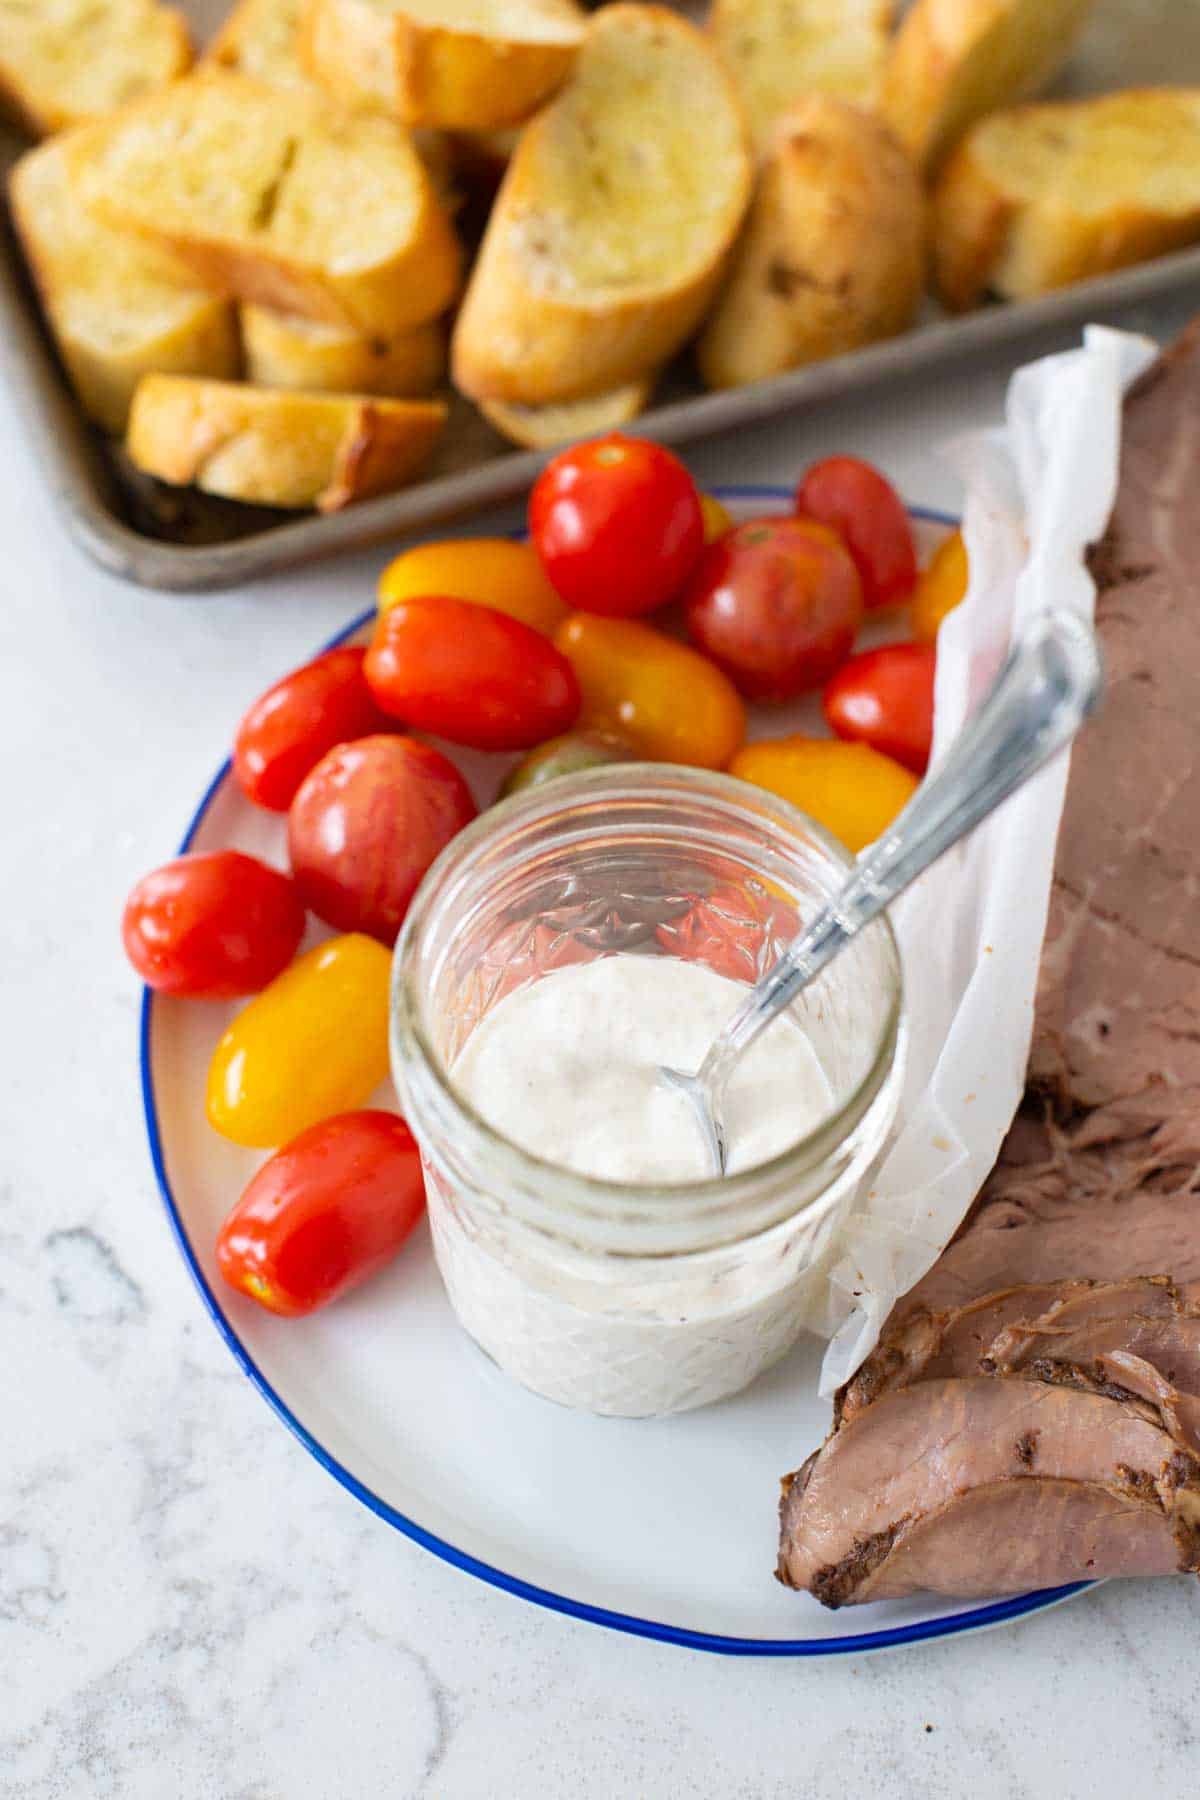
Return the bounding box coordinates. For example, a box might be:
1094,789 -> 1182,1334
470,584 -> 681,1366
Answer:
812,325 -> 1158,1399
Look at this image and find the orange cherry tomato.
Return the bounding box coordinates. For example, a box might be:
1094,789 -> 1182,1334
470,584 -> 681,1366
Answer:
823,642 -> 936,775
216,1111 -> 425,1317
555,614 -> 746,768
729,737 -> 918,854
377,537 -> 568,637
911,530 -> 969,643
365,595 -> 581,751
700,493 -> 733,542
206,934 -> 392,1148
796,456 -> 917,610
530,435 -> 705,617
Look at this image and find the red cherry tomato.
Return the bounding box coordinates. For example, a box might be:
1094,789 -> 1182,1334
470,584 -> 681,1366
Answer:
364,595 -> 580,751
822,642 -> 936,774
681,516 -> 864,701
122,851 -> 305,997
795,456 -> 918,610
288,734 -> 477,944
529,434 -> 705,617
233,647 -> 394,812
216,1110 -> 426,1316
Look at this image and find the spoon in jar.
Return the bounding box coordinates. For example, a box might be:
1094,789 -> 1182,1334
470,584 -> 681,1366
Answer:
660,608 -> 1103,1177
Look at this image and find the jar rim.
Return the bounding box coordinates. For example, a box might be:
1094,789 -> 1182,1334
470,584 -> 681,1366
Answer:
391,764 -> 904,1230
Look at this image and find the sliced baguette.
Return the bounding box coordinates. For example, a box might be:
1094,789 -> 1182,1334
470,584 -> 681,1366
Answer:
932,88 -> 1200,311
698,96 -> 924,389
882,0 -> 1096,176
241,304 -> 445,395
68,73 -> 460,336
9,133 -> 238,434
302,0 -> 586,130
708,0 -> 893,158
453,4 -> 752,406
0,0 -> 192,137
479,379 -> 651,447
125,376 -> 447,510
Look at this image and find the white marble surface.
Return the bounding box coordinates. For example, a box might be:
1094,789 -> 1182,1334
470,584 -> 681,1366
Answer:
4,287 -> 1199,1800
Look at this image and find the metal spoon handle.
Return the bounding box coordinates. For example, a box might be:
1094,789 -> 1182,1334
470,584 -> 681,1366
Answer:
698,608 -> 1103,1087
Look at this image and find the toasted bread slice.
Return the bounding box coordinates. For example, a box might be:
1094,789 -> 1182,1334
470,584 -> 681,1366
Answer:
453,5 -> 752,406
0,0 -> 192,137
9,133 -> 238,433
205,0 -> 456,192
698,96 -> 924,389
302,0 -> 585,130
68,74 -> 460,336
708,0 -> 892,157
882,0 -> 1095,176
241,304 -> 445,394
479,378 -> 651,446
125,376 -> 447,510
932,88 -> 1200,310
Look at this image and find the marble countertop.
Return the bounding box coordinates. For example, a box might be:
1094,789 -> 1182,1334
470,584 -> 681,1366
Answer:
4,286 -> 1199,1800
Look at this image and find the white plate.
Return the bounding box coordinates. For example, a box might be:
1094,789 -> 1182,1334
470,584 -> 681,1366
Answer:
141,488 -> 1089,1654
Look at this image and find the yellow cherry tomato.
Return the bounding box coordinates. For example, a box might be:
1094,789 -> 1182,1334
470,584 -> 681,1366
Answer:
206,934 -> 392,1148
555,614 -> 746,769
377,537 -> 567,637
729,737 -> 918,855
699,493 -> 733,542
911,530 -> 968,644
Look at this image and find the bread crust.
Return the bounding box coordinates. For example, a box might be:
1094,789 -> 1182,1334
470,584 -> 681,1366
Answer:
241,305 -> 445,395
301,0 -> 585,130
125,376 -> 447,510
478,378 -> 651,446
699,96 -> 925,390
452,3 -> 752,405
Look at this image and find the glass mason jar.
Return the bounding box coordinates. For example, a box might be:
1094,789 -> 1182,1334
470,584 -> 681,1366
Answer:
392,766 -> 904,1418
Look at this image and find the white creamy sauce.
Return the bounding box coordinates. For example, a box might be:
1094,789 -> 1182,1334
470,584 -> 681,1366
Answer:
450,955 -> 833,1183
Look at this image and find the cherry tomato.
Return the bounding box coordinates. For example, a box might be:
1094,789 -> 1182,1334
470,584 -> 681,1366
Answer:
365,595 -> 580,751
555,614 -> 746,768
655,881 -> 799,982
729,737 -> 918,854
499,728 -> 638,797
700,493 -> 733,543
529,435 -> 704,617
682,517 -> 864,701
206,933 -> 392,1147
288,735 -> 477,943
823,642 -> 936,775
911,529 -> 969,643
377,536 -> 567,637
795,456 -> 917,610
233,647 -> 394,813
122,851 -> 305,998
216,1110 -> 425,1317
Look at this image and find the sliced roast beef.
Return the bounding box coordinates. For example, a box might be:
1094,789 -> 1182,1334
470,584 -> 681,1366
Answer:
837,1276 -> 1188,1427
986,1310 -> 1200,1388
778,1378 -> 1200,1606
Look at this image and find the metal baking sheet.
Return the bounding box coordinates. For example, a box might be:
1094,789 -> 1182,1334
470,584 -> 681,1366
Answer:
3,0 -> 1200,593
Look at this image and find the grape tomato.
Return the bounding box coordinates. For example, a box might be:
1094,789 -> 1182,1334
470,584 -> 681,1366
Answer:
823,642 -> 936,775
377,537 -> 567,637
555,614 -> 746,769
122,851 -> 305,998
233,647 -> 394,813
796,456 -> 917,611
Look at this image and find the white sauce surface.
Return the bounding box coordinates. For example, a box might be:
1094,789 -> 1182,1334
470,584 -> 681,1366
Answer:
450,955 -> 833,1184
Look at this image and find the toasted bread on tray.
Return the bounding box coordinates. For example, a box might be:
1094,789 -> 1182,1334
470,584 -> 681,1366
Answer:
0,0 -> 192,137
240,305 -> 445,395
125,376 -> 447,511
698,96 -> 924,389
67,73 -> 461,336
478,379 -> 652,447
9,133 -> 238,434
933,87 -> 1200,309
882,0 -> 1095,175
708,0 -> 892,157
302,0 -> 586,130
452,3 -> 752,407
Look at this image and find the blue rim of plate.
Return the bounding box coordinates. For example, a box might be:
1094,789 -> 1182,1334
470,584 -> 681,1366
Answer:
139,484 -> 1089,1656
